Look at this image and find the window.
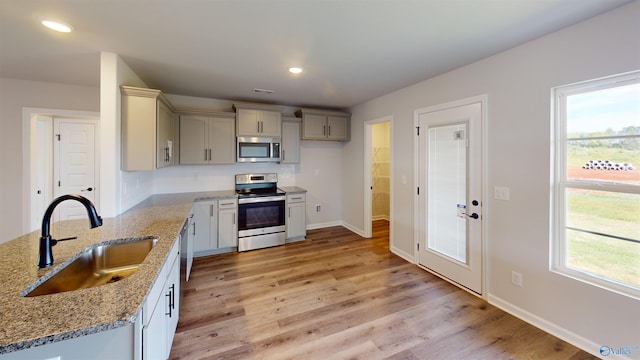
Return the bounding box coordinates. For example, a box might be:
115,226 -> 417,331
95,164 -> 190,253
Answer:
552,71 -> 640,299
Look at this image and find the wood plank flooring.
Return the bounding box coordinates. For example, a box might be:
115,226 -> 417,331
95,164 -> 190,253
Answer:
169,221 -> 595,360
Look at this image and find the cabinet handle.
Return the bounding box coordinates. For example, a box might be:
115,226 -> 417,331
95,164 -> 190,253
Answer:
208,149 -> 212,161
192,221 -> 195,235
204,149 -> 207,161
210,205 -> 214,217
282,150 -> 285,161
257,121 -> 260,133
323,125 -> 326,136
171,284 -> 176,311
292,197 -> 302,200
328,125 -> 331,136
165,284 -> 176,317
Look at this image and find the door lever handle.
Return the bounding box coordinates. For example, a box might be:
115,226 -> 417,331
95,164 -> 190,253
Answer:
464,212 -> 479,219
81,187 -> 93,192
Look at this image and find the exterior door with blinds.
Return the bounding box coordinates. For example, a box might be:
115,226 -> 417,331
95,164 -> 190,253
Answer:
417,100 -> 484,294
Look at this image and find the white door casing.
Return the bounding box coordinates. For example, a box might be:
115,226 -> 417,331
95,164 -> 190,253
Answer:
415,97 -> 485,295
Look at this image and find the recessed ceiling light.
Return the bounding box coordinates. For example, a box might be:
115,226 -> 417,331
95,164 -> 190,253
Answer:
288,67 -> 303,74
41,19 -> 74,33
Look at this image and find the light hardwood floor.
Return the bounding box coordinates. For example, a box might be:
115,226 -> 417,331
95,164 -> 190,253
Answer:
169,221 -> 595,360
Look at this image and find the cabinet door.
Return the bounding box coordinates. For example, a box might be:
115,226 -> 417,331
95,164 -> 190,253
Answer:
143,293 -> 166,360
281,121 -> 300,164
301,114 -> 327,140
192,201 -> 215,253
165,256 -> 180,356
218,208 -> 237,248
180,115 -> 208,165
121,92 -> 158,171
287,200 -> 306,240
327,116 -> 348,141
259,111 -> 282,137
209,117 -> 236,164
236,109 -> 260,136
156,101 -> 174,168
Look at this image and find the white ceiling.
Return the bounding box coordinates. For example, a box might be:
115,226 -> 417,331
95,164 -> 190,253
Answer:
0,0 -> 632,109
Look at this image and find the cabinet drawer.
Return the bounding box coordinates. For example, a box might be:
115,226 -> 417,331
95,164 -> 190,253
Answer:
287,193 -> 305,203
218,199 -> 238,210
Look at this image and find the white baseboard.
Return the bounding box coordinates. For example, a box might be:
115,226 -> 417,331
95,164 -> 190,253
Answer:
341,221 -> 366,237
306,221 -> 343,231
390,246 -> 414,264
488,294 -> 634,360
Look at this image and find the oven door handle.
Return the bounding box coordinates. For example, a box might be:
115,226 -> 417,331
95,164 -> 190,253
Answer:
238,195 -> 286,204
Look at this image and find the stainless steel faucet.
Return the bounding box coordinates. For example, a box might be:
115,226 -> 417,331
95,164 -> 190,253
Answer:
38,194 -> 103,268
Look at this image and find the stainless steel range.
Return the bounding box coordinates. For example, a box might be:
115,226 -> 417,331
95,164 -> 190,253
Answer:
235,173 -> 286,251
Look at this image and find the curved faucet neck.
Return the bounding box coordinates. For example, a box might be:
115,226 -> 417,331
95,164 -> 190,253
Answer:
38,194 -> 102,268
40,194 -> 102,238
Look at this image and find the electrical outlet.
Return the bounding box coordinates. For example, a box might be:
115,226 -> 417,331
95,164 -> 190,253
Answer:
315,204 -> 321,212
511,271 -> 523,287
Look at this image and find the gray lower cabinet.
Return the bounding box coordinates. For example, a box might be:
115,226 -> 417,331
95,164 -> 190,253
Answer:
218,199 -> 238,248
286,193 -> 306,241
192,199 -> 238,256
192,200 -> 217,255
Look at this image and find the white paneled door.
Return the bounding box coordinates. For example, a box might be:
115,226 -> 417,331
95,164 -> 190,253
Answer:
417,100 -> 484,294
53,118 -> 99,222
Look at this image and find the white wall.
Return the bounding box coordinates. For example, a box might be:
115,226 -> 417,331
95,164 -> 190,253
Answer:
344,2 -> 640,356
99,52 -> 155,218
0,78 -> 99,243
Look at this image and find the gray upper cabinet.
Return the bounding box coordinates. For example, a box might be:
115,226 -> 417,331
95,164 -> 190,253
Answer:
121,86 -> 176,171
281,117 -> 301,164
179,112 -> 236,165
233,104 -> 282,138
295,108 -> 351,141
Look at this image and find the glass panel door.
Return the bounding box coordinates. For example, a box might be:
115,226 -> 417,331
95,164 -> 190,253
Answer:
427,124 -> 468,263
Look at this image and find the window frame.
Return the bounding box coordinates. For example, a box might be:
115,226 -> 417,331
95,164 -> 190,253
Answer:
551,70 -> 640,300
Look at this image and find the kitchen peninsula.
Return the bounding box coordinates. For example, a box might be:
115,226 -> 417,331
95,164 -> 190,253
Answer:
0,191 -> 235,359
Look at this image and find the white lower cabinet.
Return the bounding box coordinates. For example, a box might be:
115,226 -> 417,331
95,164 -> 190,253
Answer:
142,238 -> 180,360
192,198 -> 238,256
3,239 -> 181,360
286,193 -> 306,241
0,325 -> 136,360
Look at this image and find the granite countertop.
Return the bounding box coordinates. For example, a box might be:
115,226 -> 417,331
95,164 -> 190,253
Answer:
279,186 -> 307,194
0,190 -> 236,354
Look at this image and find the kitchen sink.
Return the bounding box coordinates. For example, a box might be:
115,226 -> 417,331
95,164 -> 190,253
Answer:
23,237 -> 158,297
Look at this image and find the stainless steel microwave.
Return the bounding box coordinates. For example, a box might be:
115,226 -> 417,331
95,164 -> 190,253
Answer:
237,137 -> 280,163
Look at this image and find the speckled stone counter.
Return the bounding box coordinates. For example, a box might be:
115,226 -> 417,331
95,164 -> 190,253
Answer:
0,190 -> 236,355
279,186 -> 307,194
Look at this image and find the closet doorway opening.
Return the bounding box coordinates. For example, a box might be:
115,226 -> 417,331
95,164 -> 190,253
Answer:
364,117 -> 392,239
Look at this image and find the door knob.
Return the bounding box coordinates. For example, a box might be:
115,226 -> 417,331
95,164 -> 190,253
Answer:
81,187 -> 93,192
464,212 -> 479,219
